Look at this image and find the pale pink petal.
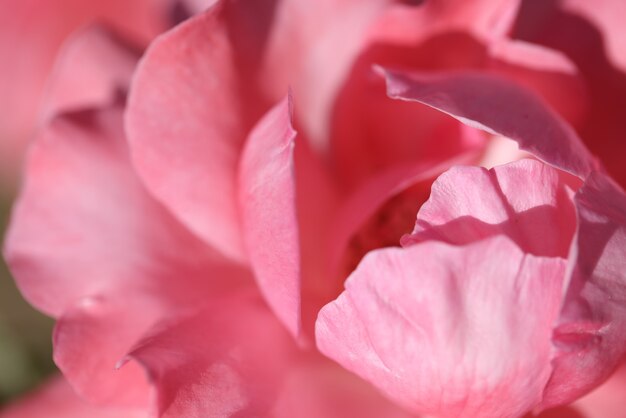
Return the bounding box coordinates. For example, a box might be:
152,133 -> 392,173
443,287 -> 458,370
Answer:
317,236 -> 566,417
126,3 -> 269,262
125,291 -> 297,418
403,159 -> 580,258
41,24 -> 140,121
0,375 -> 147,418
239,96 -> 301,337
542,173 -> 626,408
381,69 -> 598,178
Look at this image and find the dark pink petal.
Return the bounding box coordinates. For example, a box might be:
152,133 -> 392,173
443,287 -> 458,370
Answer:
488,39 -> 587,124
514,0 -> 626,189
403,159 -> 580,258
0,376 -> 147,418
317,236 -> 566,417
41,25 -> 141,121
542,173 -> 626,408
534,362 -> 626,418
381,69 -> 598,178
561,0 -> 626,73
239,96 -> 301,337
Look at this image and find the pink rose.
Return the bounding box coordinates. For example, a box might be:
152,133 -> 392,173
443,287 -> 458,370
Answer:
3,0 -> 626,417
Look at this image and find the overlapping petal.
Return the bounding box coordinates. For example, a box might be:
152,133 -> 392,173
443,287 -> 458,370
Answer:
381,69 -> 598,178
317,236 -> 566,417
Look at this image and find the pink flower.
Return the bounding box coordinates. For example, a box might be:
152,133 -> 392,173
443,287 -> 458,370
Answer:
3,0 -> 626,417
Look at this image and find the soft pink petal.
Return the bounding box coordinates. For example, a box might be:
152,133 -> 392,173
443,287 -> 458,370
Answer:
4,105 -> 248,404
126,3 -> 271,262
403,159 -> 580,258
0,0 -> 171,188
381,69 -> 598,178
0,375 -> 147,418
52,297 -> 156,407
317,236 -> 566,417
41,24 -> 140,121
274,356 -> 413,418
4,105 -> 226,316
126,290 -> 297,418
239,95 -> 301,337
542,172 -> 626,408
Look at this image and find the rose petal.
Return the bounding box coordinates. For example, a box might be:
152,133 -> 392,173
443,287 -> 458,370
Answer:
0,375 -> 147,418
126,3 -> 266,262
0,0 -> 171,188
381,69 -> 598,178
514,0 -> 626,188
542,173 -> 626,408
4,105 -> 226,316
317,236 -> 566,417
273,356 -> 413,418
41,24 -> 141,121
126,290 -> 297,418
402,159 -> 580,258
3,104 -> 249,404
239,95 -> 301,337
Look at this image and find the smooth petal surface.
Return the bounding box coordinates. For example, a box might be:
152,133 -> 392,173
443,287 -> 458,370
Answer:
239,96 -> 301,338
382,69 -> 598,178
403,159 -> 579,258
273,356 -> 413,418
0,0 -> 171,188
41,24 -> 141,121
3,105 -> 248,404
0,376 -> 147,418
4,105 -> 223,317
562,0 -> 626,73
126,3 -> 260,262
514,0 -> 626,189
543,173 -> 626,408
126,291 -> 297,418
317,236 -> 566,418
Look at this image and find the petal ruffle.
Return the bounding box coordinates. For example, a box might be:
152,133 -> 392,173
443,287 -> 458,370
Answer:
402,159 -> 579,258
317,236 -> 566,418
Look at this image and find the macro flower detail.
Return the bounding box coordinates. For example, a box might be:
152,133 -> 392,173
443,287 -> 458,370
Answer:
1,1 -> 626,417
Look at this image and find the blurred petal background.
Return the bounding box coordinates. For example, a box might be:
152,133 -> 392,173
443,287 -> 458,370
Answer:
0,191 -> 55,406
